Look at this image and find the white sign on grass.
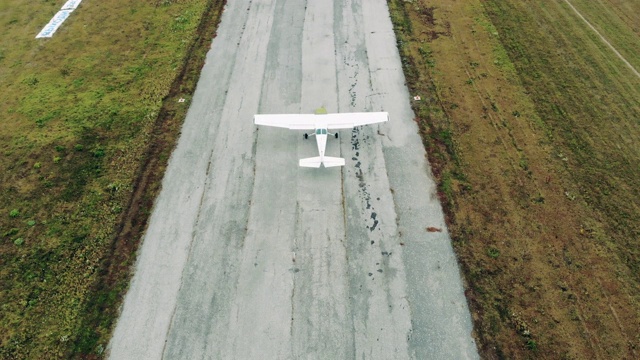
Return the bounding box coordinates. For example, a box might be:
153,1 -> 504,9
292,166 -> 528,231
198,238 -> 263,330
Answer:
36,10 -> 72,38
61,0 -> 83,10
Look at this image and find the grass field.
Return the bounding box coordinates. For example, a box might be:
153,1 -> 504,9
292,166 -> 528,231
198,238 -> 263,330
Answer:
2,0 -> 638,358
0,0 -> 224,357
388,0 -> 639,358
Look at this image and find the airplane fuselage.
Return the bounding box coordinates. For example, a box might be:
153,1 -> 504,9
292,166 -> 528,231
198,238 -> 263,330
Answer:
314,127 -> 328,162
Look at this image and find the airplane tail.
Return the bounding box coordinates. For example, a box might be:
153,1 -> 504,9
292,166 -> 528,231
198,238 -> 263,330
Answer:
299,156 -> 345,168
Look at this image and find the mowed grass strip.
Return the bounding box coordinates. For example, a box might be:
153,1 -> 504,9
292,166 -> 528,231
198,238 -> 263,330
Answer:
389,0 -> 639,358
567,0 -> 640,71
0,0 -> 224,357
482,0 -> 640,279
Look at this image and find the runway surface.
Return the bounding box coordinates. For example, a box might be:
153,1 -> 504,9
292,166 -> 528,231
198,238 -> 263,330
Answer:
107,0 -> 478,358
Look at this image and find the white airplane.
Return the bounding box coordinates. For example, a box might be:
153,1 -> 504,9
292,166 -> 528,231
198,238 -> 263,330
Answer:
254,109 -> 389,168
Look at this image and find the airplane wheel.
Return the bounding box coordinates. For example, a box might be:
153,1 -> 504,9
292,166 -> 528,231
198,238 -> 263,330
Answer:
335,133 -> 339,139
304,133 -> 308,139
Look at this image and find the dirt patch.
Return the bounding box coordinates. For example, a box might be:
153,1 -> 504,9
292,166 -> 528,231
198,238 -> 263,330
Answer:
417,6 -> 451,41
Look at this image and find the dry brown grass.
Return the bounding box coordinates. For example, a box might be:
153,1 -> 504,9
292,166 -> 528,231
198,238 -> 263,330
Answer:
389,0 -> 640,358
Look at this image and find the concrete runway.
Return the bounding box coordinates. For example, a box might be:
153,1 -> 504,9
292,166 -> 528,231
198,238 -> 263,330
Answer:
107,0 -> 478,358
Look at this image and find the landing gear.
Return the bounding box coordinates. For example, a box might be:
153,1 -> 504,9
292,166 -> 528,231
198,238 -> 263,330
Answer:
304,133 -> 308,139
335,132 -> 339,139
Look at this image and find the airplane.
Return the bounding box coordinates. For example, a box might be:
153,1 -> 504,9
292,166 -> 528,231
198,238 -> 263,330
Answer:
254,108 -> 389,168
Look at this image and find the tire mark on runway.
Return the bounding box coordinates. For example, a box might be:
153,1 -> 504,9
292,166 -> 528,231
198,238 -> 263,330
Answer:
350,127 -> 379,233
159,152 -> 214,358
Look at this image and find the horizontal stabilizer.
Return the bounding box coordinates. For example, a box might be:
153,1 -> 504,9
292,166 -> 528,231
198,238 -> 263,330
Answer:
322,156 -> 345,167
298,156 -> 345,168
299,157 -> 322,168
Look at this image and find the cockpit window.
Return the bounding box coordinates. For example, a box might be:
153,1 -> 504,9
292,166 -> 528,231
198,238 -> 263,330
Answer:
316,128 -> 322,135
321,129 -> 327,135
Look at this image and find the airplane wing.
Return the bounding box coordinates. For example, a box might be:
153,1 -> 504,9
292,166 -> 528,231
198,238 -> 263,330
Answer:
254,114 -> 316,130
325,112 -> 389,130
254,111 -> 389,130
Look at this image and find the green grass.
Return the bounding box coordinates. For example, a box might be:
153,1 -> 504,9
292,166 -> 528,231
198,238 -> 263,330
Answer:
0,0 -> 223,358
487,247 -> 500,259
